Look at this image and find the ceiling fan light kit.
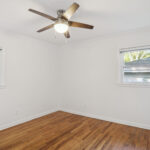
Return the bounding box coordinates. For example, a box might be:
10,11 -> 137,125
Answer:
29,2 -> 94,39
54,19 -> 69,33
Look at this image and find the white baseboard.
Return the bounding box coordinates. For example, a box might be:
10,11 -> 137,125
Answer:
0,108 -> 58,131
62,109 -> 150,130
1,108 -> 150,131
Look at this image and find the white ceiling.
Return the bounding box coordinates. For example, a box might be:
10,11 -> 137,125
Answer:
0,0 -> 150,44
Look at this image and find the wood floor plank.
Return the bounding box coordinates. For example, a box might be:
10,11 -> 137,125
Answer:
0,111 -> 149,150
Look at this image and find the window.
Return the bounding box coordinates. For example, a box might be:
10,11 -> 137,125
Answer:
0,48 -> 5,87
120,46 -> 150,85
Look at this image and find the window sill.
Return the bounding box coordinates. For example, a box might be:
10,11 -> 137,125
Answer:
118,82 -> 150,88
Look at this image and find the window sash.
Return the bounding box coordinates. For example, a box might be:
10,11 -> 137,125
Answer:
120,45 -> 150,53
119,46 -> 150,85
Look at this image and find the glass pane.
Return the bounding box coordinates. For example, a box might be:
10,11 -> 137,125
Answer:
122,49 -> 150,83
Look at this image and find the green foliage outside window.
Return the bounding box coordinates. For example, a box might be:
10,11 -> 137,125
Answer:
124,50 -> 150,63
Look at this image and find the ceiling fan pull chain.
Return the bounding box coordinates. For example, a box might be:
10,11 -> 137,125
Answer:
65,38 -> 68,44
54,31 -> 57,39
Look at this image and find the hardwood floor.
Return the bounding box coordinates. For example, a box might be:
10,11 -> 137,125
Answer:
0,111 -> 150,150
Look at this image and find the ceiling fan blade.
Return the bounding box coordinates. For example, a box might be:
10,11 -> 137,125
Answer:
63,3 -> 80,20
69,21 -> 94,29
37,24 -> 54,32
29,9 -> 57,21
64,31 -> 70,38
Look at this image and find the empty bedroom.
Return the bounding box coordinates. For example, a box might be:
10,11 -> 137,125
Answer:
0,0 -> 150,150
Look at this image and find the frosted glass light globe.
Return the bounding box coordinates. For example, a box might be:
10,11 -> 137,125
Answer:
54,23 -> 69,33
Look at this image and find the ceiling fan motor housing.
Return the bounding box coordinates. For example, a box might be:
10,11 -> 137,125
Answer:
56,9 -> 69,27
57,9 -> 65,18
54,18 -> 69,31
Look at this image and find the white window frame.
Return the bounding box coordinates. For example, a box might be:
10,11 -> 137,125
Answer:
119,45 -> 150,87
0,48 -> 5,88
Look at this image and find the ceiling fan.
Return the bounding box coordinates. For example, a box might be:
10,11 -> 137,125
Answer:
29,3 -> 94,38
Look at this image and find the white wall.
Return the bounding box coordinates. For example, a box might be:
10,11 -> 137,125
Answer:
61,29 -> 150,129
1,28 -> 150,130
0,29 -> 61,130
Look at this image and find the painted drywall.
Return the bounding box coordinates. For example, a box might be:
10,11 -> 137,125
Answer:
0,29 -> 61,130
1,27 -> 150,130
61,28 -> 150,129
